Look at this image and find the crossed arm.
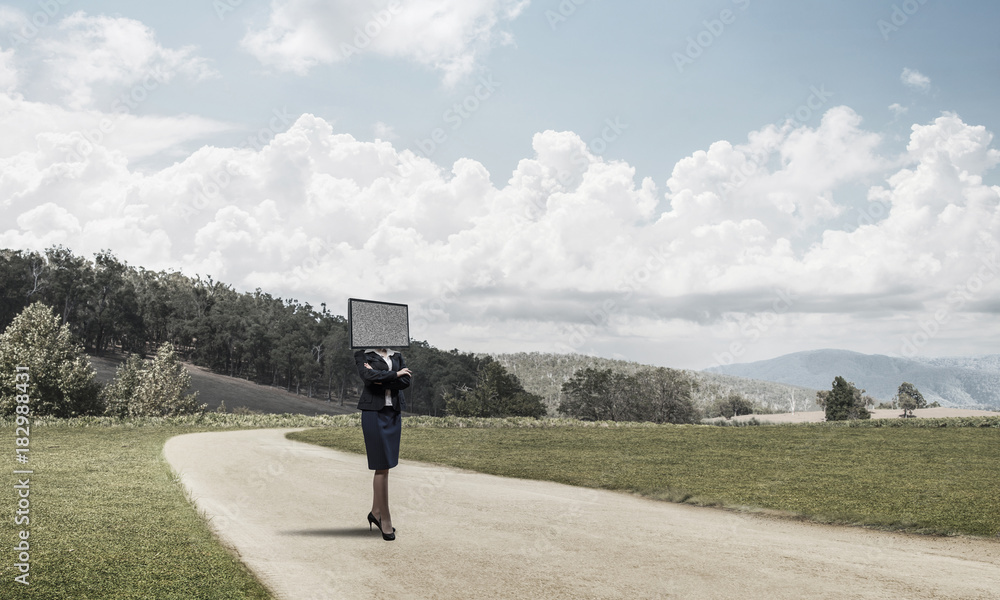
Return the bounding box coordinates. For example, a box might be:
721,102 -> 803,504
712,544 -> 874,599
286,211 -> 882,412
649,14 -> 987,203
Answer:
354,350 -> 412,390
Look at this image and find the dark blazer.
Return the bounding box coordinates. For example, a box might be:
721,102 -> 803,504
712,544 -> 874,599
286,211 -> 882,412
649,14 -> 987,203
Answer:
355,350 -> 411,412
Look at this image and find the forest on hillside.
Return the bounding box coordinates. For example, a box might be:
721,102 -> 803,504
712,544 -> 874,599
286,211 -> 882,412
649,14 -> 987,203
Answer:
0,246 -> 490,416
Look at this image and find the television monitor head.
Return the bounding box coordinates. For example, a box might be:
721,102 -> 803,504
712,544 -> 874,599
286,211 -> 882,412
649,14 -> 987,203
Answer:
348,298 -> 410,349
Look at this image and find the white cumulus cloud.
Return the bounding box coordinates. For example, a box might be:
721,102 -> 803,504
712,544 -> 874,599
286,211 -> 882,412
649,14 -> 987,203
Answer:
901,67 -> 931,92
19,12 -> 216,109
242,0 -> 529,84
1,108 -> 998,366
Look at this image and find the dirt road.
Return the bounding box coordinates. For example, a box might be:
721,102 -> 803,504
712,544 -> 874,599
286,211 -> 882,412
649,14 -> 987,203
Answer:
163,429 -> 1000,600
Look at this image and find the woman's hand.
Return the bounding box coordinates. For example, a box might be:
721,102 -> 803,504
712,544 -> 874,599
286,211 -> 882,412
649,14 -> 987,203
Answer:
364,363 -> 373,370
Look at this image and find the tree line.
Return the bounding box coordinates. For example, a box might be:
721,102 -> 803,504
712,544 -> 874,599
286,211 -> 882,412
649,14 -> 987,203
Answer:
0,246 -> 546,417
557,366 -> 702,424
489,351 -> 814,415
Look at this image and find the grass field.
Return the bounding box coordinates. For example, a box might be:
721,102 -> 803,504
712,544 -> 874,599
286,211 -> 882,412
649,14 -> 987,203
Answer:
0,414 -> 354,600
290,418 -> 1000,537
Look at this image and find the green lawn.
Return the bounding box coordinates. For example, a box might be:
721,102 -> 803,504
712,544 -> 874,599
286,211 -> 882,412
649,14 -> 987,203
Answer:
290,421 -> 1000,537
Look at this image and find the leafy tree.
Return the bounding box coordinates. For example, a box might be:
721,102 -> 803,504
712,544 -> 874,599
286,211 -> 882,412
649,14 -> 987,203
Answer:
894,382 -> 926,418
320,320 -> 355,405
238,289 -> 283,383
634,367 -> 701,424
85,250 -> 143,354
0,249 -> 45,330
896,393 -> 918,418
709,393 -> 755,419
853,387 -> 876,417
0,302 -> 102,417
817,376 -> 872,421
41,245 -> 93,330
558,367 -> 620,421
406,341 -> 484,416
107,343 -> 204,417
446,359 -> 546,418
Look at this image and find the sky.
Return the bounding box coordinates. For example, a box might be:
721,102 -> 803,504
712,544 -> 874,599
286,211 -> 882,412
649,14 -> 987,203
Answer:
0,0 -> 998,370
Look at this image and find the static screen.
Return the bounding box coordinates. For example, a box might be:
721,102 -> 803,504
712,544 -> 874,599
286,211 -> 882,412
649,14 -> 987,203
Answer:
348,298 -> 410,349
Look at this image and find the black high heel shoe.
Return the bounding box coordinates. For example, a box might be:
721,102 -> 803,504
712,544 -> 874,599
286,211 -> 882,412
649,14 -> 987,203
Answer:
380,523 -> 396,541
375,515 -> 396,541
368,511 -> 396,540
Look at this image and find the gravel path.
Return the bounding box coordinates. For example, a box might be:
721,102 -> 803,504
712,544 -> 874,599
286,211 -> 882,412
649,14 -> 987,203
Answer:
163,428 -> 1000,600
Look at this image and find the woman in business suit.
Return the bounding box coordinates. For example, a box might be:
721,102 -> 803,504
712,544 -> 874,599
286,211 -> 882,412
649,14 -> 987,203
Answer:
355,347 -> 412,541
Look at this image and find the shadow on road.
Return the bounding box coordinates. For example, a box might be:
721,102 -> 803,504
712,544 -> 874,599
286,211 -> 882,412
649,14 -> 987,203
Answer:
278,528 -> 374,538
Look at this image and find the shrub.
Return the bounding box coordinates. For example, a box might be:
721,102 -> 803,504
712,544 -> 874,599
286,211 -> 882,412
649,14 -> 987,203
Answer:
102,354 -> 144,418
102,343 -> 205,418
0,302 -> 102,417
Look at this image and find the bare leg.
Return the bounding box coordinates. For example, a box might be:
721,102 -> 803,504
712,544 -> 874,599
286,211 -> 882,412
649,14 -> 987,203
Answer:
371,469 -> 392,533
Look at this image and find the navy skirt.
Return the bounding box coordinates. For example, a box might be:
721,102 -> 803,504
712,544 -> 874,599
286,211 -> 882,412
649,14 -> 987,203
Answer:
361,406 -> 401,470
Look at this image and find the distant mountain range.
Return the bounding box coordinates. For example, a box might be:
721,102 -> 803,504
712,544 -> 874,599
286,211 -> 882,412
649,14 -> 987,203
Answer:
704,349 -> 1000,409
